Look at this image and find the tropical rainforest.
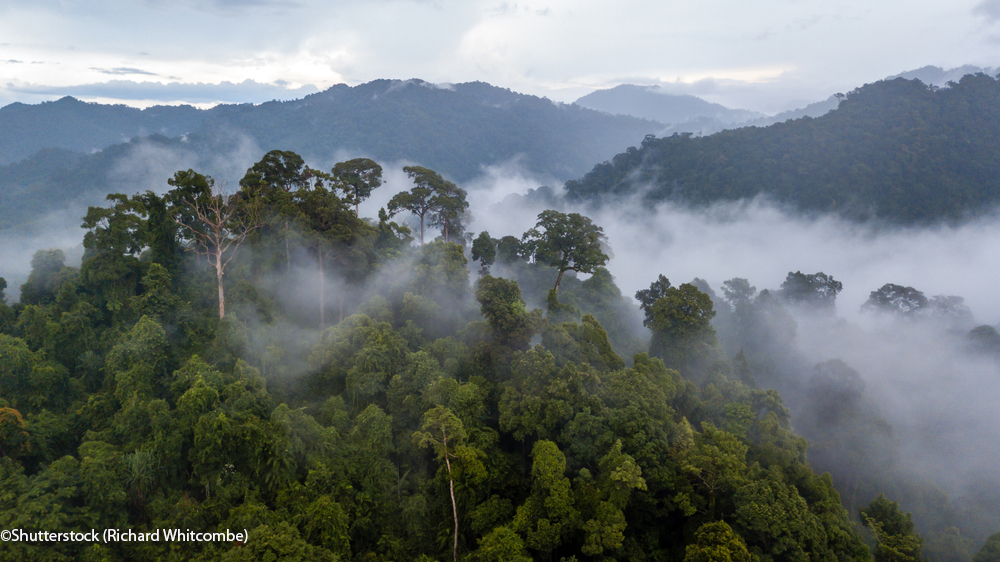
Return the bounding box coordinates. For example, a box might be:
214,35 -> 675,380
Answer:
566,73 -> 1000,224
1,143 -> 998,562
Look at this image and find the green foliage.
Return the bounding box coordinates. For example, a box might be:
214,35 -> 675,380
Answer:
862,495 -> 924,562
522,210 -> 609,293
974,533 -> 1000,562
475,276 -> 543,350
471,231 -> 496,276
685,521 -> 753,562
648,283 -> 718,373
566,74 -> 1000,224
0,147 -> 891,562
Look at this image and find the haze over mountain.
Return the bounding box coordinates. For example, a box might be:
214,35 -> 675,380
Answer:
566,73 -> 1000,224
574,84 -> 763,127
573,66 -> 999,137
0,79 -> 659,230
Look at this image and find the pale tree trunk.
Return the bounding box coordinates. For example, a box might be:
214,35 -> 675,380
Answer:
553,269 -> 565,295
442,428 -> 459,562
215,248 -> 226,319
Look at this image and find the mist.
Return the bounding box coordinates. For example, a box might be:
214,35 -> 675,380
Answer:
2,147 -> 998,544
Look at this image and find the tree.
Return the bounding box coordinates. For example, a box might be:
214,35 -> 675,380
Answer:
521,210 -> 609,294
295,183 -> 365,329
332,158 -> 383,216
475,276 -> 542,350
861,494 -> 923,562
388,165 -> 457,245
171,172 -> 264,319
721,278 -> 757,309
974,532 -> 1000,562
413,406 -> 467,562
495,235 -> 524,264
861,284 -> 928,317
636,274 -> 672,327
647,283 -> 717,371
0,408 -> 30,460
471,231 -> 496,276
429,179 -> 469,244
685,521 -> 753,562
779,271 -> 843,310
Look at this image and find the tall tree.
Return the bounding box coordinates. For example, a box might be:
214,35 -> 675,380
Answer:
388,166 -> 441,245
780,271 -> 843,311
414,406 -> 467,562
861,283 -> 928,317
521,210 -> 609,294
471,232 -> 496,276
331,158 -> 383,216
171,172 -> 263,319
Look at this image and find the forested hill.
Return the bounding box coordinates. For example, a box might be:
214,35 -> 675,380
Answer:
0,80 -> 660,230
0,79 -> 659,180
0,97 -> 207,165
195,80 -> 660,182
565,73 -> 1000,224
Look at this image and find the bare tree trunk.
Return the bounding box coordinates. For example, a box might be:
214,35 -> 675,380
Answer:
553,269 -> 565,294
216,248 -> 226,319
442,429 -> 459,562
419,214 -> 425,245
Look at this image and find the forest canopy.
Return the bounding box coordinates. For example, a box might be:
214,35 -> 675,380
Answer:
0,149 -> 996,562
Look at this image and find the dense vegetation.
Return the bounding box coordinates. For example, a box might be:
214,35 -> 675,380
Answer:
565,74 -> 1000,224
0,97 -> 206,166
3,148 -> 998,562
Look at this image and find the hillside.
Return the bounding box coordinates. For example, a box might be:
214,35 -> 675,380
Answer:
0,97 -> 206,165
0,80 -> 661,230
565,74 -> 1000,224
574,84 -> 762,126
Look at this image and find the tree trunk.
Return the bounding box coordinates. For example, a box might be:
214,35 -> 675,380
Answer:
216,249 -> 226,319
443,429 -> 459,562
553,269 -> 565,295
419,214 -> 425,245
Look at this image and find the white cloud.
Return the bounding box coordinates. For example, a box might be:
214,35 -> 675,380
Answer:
0,0 -> 997,111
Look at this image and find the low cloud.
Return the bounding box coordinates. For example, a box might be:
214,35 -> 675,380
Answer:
92,67 -> 159,76
6,78 -> 321,105
975,0 -> 1000,22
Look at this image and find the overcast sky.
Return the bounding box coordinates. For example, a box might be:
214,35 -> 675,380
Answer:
1,0 -> 999,113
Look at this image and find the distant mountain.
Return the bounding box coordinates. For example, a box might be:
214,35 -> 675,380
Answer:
890,65 -> 997,87
565,74 -> 1000,224
743,96 -> 841,127
0,79 -> 661,229
574,84 -> 762,127
0,97 -> 207,165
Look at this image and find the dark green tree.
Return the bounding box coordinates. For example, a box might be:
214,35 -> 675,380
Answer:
779,271 -> 843,311
521,210 -> 609,294
471,231 -> 496,276
331,157 -> 383,215
636,274 -> 672,327
862,284 -> 928,317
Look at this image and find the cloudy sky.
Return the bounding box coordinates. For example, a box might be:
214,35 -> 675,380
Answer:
1,0 -> 999,112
